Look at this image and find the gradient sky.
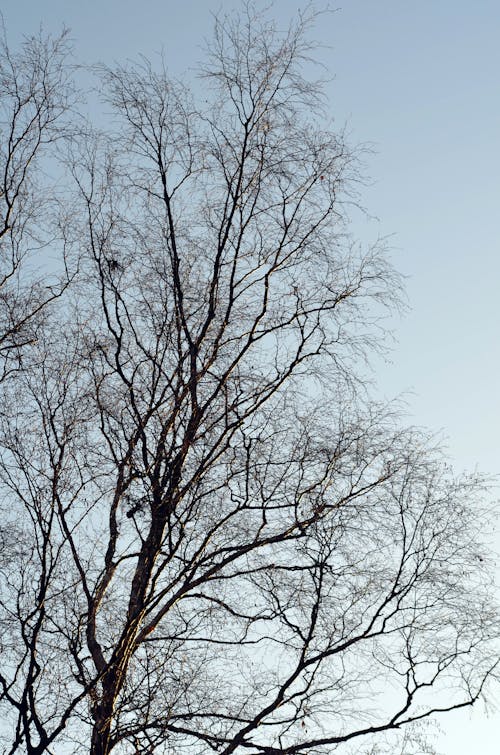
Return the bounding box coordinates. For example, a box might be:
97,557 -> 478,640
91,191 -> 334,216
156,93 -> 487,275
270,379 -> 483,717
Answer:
3,1 -> 499,752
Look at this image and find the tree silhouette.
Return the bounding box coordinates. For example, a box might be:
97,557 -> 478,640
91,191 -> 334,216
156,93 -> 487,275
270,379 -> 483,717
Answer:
0,6 -> 497,754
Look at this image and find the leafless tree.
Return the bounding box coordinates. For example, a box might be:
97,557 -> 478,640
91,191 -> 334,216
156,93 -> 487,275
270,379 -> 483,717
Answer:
0,6 -> 498,754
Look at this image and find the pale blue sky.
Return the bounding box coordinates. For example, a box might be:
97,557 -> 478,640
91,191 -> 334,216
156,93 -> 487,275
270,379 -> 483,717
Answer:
3,1 -> 499,751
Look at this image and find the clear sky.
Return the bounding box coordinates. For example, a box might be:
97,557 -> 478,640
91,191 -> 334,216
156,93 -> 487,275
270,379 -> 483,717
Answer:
2,1 -> 499,752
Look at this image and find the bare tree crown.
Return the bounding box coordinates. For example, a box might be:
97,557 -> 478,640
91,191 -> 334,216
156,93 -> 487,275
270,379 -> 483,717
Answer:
0,6 -> 497,754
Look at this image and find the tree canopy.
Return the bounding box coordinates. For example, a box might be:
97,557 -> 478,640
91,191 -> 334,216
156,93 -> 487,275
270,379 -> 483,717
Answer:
0,6 -> 497,754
